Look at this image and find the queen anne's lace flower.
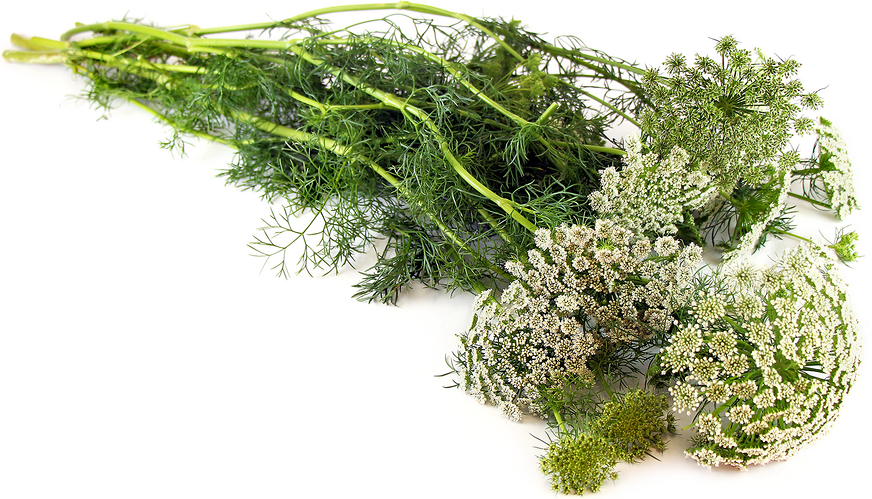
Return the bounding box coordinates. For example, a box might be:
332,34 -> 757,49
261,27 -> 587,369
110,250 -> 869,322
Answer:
451,221 -> 702,419
661,243 -> 862,468
589,134 -> 716,236
811,118 -> 859,220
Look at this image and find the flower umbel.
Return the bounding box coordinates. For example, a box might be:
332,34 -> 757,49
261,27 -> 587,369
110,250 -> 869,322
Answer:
660,243 -> 862,468
589,134 -> 715,236
450,221 -> 702,419
792,117 -> 860,220
641,36 -> 821,189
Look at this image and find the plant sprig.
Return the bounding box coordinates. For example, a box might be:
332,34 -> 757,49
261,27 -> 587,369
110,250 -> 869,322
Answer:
5,6 -> 647,303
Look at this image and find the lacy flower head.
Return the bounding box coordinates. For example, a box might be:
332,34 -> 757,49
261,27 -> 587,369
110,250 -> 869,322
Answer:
641,35 -> 821,189
589,134 -> 716,236
450,220 -> 702,420
659,243 -> 862,469
792,117 -> 860,220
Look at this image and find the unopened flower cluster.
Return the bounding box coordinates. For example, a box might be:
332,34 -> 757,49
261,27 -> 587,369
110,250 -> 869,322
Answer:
451,220 -> 702,420
541,389 -> 674,494
659,243 -> 862,468
589,134 -> 715,236
590,389 -> 675,462
540,434 -> 618,495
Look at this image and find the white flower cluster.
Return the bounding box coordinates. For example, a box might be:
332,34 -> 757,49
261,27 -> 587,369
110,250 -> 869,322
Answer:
815,118 -> 859,220
722,166 -> 792,263
660,243 -> 862,468
452,220 -> 702,420
589,135 -> 715,236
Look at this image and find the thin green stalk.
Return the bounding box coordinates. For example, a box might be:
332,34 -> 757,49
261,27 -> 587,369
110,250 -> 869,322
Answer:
787,191 -> 831,209
61,21 -> 190,45
287,42 -> 539,232
229,110 -> 510,281
10,33 -> 68,51
76,48 -> 206,74
59,20 -> 307,52
791,167 -> 825,176
477,208 -> 514,246
192,2 -> 525,62
126,98 -> 240,147
573,86 -> 641,128
552,407 -> 568,434
543,44 -> 647,77
47,43 -> 510,286
722,316 -> 748,336
287,90 -> 390,113
594,371 -> 614,399
546,137 -> 626,156
488,24 -> 648,100
769,227 -> 813,244
580,144 -> 626,156
2,49 -> 64,64
536,102 -> 560,124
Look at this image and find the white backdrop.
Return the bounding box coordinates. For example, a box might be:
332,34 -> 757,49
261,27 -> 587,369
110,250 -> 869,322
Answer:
1,1 -> 869,498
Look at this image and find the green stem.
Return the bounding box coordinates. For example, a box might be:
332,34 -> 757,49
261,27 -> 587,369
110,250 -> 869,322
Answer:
62,44 -> 508,286
193,2 -> 525,61
61,21 -> 190,45
287,43 -> 538,232
525,39 -> 647,77
10,33 -> 68,51
594,371 -> 614,399
574,86 -> 641,128
552,408 -> 568,434
581,144 -> 627,156
229,110 -> 510,281
769,227 -> 813,244
536,102 -> 560,124
77,48 -> 206,74
126,99 -> 240,147
489,26 -> 648,99
287,89 -> 391,113
711,396 -> 738,417
477,208 -> 515,246
791,167 -> 825,176
2,49 -> 65,64
722,316 -> 746,335
787,191 -> 832,209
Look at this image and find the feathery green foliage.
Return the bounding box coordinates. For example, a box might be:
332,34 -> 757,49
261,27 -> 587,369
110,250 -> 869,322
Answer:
5,5 -> 863,494
5,5 -> 647,303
